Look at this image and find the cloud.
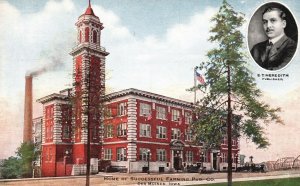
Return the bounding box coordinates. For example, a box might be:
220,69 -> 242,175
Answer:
98,6 -> 218,98
0,0 -> 76,159
0,0 -> 76,97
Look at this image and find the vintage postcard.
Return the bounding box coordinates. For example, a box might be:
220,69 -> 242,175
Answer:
0,0 -> 299,185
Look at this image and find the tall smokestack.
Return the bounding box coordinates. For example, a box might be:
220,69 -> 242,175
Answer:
24,75 -> 33,143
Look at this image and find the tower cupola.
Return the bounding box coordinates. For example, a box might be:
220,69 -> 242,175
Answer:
74,0 -> 105,50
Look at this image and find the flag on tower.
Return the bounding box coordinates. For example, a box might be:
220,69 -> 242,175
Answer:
195,71 -> 205,84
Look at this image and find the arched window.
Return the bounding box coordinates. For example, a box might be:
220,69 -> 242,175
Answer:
79,30 -> 82,43
93,30 -> 97,43
85,27 -> 89,42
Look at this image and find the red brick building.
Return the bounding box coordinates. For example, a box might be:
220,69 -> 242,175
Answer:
35,2 -> 239,177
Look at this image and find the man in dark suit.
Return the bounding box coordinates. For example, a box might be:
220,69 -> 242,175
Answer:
251,7 -> 297,70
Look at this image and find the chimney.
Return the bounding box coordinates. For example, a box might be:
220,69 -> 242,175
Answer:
24,75 -> 33,143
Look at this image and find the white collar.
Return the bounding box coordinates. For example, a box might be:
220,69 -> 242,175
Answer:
269,33 -> 285,44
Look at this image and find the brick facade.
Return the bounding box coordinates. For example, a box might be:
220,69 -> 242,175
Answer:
35,3 -> 239,177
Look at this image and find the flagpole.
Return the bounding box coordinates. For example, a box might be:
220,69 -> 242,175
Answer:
194,66 -> 197,104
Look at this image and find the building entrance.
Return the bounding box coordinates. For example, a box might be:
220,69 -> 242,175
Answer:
212,153 -> 217,170
173,151 -> 182,171
170,140 -> 184,171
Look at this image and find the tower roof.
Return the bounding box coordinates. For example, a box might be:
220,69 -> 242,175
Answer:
78,0 -> 101,20
84,0 -> 95,16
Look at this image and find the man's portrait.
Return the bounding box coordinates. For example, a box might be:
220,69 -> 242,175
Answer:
248,3 -> 298,71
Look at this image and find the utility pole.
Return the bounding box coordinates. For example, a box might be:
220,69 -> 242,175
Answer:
227,61 -> 232,186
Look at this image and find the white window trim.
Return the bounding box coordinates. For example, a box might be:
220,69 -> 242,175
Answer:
171,109 -> 180,122
104,149 -> 112,160
117,102 -> 127,116
117,148 -> 127,161
140,123 -> 151,138
156,149 -> 166,161
117,123 -> 127,136
105,124 -> 114,138
171,128 -> 181,140
156,126 -> 167,139
140,103 -> 151,116
156,106 -> 166,120
186,151 -> 193,162
185,112 -> 192,124
139,148 -> 150,161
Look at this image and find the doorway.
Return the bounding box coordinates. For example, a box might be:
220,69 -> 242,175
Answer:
213,153 -> 217,170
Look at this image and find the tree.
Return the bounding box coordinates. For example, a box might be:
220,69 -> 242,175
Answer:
191,1 -> 283,185
0,157 -> 22,179
0,142 -> 37,179
16,142 -> 37,177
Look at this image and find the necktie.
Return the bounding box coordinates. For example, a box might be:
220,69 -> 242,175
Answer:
263,42 -> 273,63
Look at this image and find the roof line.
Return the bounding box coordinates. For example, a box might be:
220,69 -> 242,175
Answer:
105,88 -> 194,107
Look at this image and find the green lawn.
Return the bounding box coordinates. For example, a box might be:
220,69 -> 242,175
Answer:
195,177 -> 300,186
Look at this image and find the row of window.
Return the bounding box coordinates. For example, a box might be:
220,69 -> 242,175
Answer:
221,137 -> 238,146
220,153 -> 239,163
140,103 -> 192,123
103,149 -> 230,164
106,102 -> 192,124
104,123 -> 193,141
45,125 -> 100,140
79,27 -> 98,44
103,148 -> 196,162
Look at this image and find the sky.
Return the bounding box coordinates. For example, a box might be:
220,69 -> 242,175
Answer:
0,0 -> 299,163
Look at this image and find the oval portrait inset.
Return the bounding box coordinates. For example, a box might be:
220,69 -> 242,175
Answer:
248,2 -> 298,71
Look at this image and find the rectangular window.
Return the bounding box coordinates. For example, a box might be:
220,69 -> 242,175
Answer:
185,129 -> 193,141
140,124 -> 151,137
203,152 -> 208,162
104,149 -> 112,160
156,149 -> 166,161
156,126 -> 167,139
46,126 -> 50,139
171,128 -> 181,140
186,151 -> 193,162
92,125 -> 98,139
117,148 -> 127,161
171,109 -> 180,121
104,124 -> 113,138
45,105 -> 54,142
185,112 -> 192,124
232,139 -> 237,146
62,125 -> 70,139
50,125 -> 53,139
140,103 -> 151,116
222,137 -> 227,145
221,153 -> 227,163
117,123 -> 127,136
156,106 -> 166,120
104,107 -> 112,118
117,102 -> 126,116
139,148 -> 150,161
